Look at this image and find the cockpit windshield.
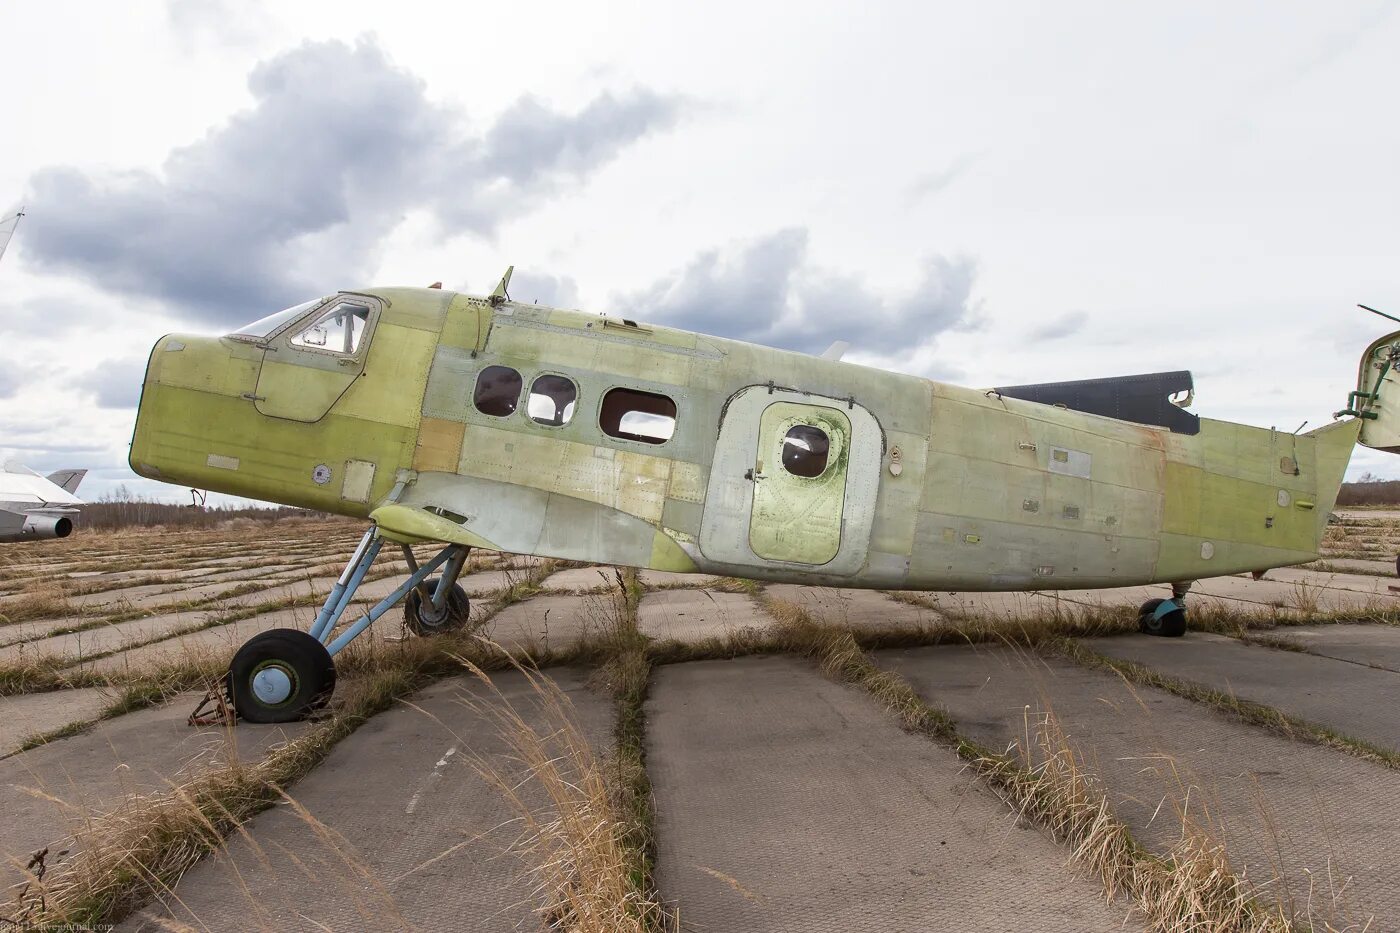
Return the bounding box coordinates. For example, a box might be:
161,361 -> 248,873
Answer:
229,298 -> 327,340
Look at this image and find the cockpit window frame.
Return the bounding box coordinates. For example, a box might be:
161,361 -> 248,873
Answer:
285,298 -> 377,358
227,296 -> 331,344
227,294 -> 383,362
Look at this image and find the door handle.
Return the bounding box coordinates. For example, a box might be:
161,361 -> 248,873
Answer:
744,468 -> 767,481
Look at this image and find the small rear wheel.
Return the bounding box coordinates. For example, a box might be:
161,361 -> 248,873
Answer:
404,581 -> 472,636
1137,598 -> 1187,637
228,629 -> 336,723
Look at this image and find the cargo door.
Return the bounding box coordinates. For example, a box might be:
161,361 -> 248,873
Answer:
254,297 -> 376,422
700,386 -> 880,574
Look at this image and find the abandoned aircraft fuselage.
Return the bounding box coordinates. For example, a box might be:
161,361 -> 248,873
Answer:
129,286 -> 1361,593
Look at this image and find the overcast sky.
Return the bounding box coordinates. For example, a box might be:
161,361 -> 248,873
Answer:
3,0 -> 1399,505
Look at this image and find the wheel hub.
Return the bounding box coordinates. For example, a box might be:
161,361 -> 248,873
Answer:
252,665 -> 294,705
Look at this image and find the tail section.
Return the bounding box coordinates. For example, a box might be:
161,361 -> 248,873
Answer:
1347,328 -> 1400,452
46,469 -> 87,495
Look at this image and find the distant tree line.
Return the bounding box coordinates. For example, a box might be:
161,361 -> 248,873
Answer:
78,485 -> 331,531
1337,473 -> 1400,506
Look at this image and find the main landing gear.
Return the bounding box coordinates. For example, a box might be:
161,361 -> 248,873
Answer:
1137,581 -> 1192,638
226,529 -> 476,723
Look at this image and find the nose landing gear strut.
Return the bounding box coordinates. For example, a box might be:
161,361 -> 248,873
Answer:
225,528 -> 475,723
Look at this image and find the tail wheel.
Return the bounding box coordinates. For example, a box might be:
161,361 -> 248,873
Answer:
1137,598 -> 1187,637
228,629 -> 336,723
404,581 -> 472,636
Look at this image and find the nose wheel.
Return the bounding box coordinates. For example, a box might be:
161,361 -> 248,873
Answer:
404,580 -> 472,636
228,629 -> 337,723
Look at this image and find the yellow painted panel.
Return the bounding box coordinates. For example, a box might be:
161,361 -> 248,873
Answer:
1162,462 -> 1202,535
591,340 -> 693,386
457,422 -> 671,522
335,324 -> 437,427
439,296 -> 491,350
616,451 -> 672,522
649,529 -> 698,571
668,461 -> 707,503
414,418 -> 465,473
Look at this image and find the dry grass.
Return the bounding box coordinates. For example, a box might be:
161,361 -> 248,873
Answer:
0,583 -> 74,625
444,658 -> 672,932
977,709 -> 1292,932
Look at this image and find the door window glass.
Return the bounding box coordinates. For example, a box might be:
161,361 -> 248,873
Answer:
474,365 -> 523,417
600,388 -> 677,444
781,424 -> 831,477
289,300 -> 371,354
527,374 -> 578,426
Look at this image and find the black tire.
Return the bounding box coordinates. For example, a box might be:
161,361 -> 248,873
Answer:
1138,598 -> 1187,637
403,581 -> 472,636
228,628 -> 336,723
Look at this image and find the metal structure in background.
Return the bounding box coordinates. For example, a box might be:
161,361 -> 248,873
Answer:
0,207 -> 23,267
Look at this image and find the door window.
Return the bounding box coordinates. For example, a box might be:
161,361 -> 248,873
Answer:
289,300 -> 371,354
781,425 -> 830,478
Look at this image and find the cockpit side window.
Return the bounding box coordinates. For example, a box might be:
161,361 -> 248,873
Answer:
289,301 -> 372,355
229,297 -> 327,340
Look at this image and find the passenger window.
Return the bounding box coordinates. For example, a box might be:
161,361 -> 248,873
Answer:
289,300 -> 371,354
474,365 -> 523,417
527,374 -> 578,427
600,387 -> 676,445
782,424 -> 830,478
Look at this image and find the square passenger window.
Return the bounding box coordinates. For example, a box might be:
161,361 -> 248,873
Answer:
600,387 -> 676,444
289,301 -> 371,354
528,374 -> 578,426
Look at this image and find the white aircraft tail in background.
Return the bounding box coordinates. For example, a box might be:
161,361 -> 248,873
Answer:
0,460 -> 86,542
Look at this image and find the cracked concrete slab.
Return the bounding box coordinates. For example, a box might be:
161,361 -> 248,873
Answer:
1085,631 -> 1400,752
538,566 -> 619,593
481,594 -> 616,652
646,656 -> 1137,932
766,584 -> 942,628
122,668 -> 611,933
637,589 -> 768,643
878,644 -> 1400,931
1280,623 -> 1400,672
637,569 -> 722,589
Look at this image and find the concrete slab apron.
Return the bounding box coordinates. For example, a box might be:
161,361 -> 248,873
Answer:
1282,623 -> 1400,673
1085,632 -> 1400,752
766,585 -> 941,628
647,656 -> 1134,933
878,645 -> 1399,931
2,695 -> 310,889
637,589 -> 769,643
124,668 -> 612,933
0,688 -> 115,757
